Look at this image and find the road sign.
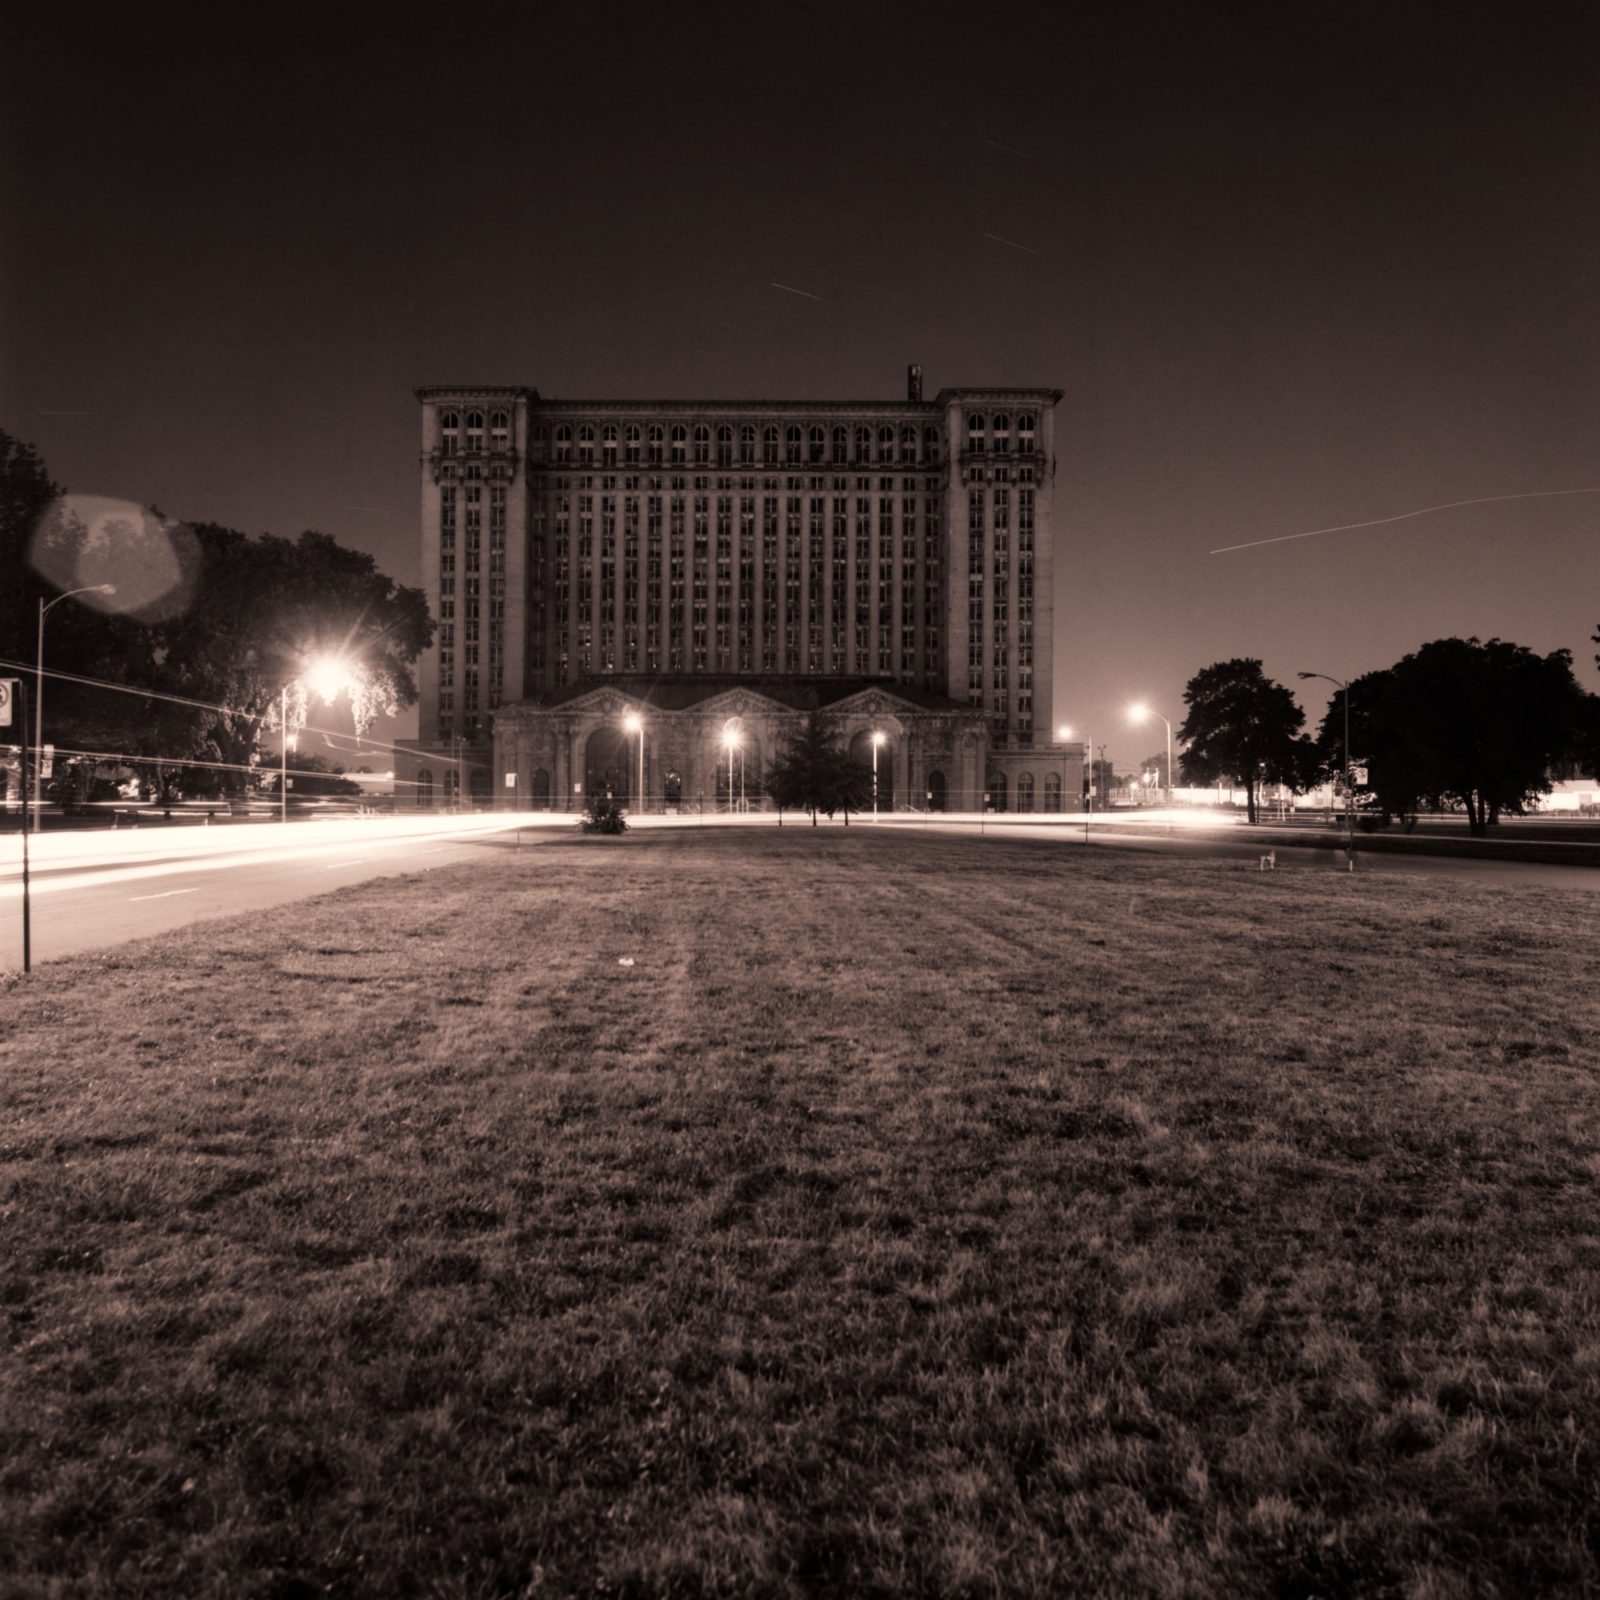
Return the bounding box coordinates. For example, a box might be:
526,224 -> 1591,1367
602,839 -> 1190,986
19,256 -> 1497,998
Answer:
41,744 -> 54,779
1351,765 -> 1368,786
0,678 -> 15,728
504,772 -> 515,788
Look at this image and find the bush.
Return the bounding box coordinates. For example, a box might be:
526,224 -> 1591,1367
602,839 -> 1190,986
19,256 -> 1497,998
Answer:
580,793 -> 628,835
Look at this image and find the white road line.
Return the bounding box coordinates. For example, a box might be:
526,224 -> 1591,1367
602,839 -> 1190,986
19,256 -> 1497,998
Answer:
325,860 -> 369,869
128,888 -> 199,902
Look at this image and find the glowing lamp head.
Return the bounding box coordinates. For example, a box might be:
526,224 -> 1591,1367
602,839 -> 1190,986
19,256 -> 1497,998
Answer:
871,730 -> 885,747
304,653 -> 356,704
1128,703 -> 1150,725
623,712 -> 642,734
1058,724 -> 1073,741
722,729 -> 740,751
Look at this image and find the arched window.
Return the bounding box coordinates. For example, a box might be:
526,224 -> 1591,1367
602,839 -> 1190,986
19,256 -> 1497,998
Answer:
1018,414 -> 1036,453
671,424 -> 687,462
927,770 -> 947,812
625,423 -> 641,463
992,414 -> 1011,454
808,425 -> 825,464
554,424 -> 572,460
1017,772 -> 1035,812
854,425 -> 872,463
967,414 -> 987,454
416,767 -> 433,808
490,410 -> 509,450
900,424 -> 918,463
577,423 -> 595,463
923,425 -> 940,462
602,423 -> 618,459
1044,772 -> 1062,812
693,423 -> 710,464
530,424 -> 549,462
531,768 -> 551,808
832,424 -> 848,461
763,425 -> 779,465
440,412 -> 459,457
986,770 -> 1007,811
716,424 -> 734,466
465,411 -> 484,452
878,425 -> 895,462
648,424 -> 665,464
739,424 -> 756,463
785,425 -> 803,464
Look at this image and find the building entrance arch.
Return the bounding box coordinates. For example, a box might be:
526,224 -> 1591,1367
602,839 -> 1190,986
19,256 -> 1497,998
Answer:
585,727 -> 632,804
926,770 -> 947,812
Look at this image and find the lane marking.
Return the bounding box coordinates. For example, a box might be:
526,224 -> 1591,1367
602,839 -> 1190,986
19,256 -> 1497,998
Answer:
128,888 -> 199,902
325,860 -> 369,869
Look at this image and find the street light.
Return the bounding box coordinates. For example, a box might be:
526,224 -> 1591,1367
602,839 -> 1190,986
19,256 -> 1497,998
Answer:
34,584 -> 116,832
722,726 -> 740,814
1060,723 -> 1091,843
1299,671 -> 1355,871
1128,702 -> 1172,809
623,711 -> 644,813
871,729 -> 885,818
280,653 -> 356,824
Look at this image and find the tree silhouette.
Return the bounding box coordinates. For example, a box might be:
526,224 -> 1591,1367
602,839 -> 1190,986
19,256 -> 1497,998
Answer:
1176,659 -> 1311,824
764,712 -> 871,826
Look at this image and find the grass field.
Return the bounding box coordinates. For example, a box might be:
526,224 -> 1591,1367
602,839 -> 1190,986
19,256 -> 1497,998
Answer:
2,831 -> 1598,1599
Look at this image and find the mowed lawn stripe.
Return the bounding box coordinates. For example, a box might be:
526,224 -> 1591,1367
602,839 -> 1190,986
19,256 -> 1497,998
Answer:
1,830 -> 1597,1600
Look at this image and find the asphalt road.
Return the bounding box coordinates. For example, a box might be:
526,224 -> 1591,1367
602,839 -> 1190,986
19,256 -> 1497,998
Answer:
0,820 -> 564,970
6,811 -> 1596,973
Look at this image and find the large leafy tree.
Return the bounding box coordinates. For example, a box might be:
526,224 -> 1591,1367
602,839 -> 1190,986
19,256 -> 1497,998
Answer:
765,712 -> 871,826
1176,658 -> 1313,823
148,525 -> 434,791
1326,637 -> 1589,834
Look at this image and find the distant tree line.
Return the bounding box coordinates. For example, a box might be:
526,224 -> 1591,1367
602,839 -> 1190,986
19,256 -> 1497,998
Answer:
1,428 -> 431,804
1176,640 -> 1600,834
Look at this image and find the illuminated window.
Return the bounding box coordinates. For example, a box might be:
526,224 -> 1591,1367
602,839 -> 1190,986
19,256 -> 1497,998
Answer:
602,423 -> 618,459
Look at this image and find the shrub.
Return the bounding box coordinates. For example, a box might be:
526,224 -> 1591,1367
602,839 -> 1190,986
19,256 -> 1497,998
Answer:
580,793 -> 628,834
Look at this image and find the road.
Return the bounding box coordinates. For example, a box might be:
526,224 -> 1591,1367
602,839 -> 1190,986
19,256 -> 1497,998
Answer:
0,816 -> 566,970
6,809 -> 1596,972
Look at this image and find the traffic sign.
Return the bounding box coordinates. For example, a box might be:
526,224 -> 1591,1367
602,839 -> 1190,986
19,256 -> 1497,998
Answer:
1351,765 -> 1369,786
0,678 -> 15,728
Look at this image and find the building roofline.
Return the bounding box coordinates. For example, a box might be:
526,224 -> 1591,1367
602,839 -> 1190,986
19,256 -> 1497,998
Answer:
415,387 -> 1064,410
414,385 -> 539,402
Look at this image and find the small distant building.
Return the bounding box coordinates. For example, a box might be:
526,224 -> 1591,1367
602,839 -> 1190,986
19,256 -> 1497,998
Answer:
397,370 -> 1082,812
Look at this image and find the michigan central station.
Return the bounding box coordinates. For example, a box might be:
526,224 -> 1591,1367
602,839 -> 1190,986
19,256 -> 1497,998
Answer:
396,368 -> 1087,814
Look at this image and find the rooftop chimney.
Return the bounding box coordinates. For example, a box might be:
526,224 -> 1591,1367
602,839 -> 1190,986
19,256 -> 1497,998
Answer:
907,364 -> 923,403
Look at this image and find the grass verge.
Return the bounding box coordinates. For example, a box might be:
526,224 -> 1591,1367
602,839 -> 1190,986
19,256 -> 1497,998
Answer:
2,831 -> 1598,1599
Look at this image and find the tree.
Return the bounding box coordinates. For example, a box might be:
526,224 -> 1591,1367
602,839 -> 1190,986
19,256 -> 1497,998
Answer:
764,712 -> 871,826
1176,659 -> 1310,824
142,525 -> 434,792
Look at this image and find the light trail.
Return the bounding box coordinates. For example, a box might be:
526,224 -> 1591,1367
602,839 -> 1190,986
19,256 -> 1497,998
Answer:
1210,487 -> 1600,554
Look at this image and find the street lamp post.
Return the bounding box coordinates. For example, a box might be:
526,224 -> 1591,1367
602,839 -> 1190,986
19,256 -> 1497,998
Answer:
723,728 -> 739,814
1299,671 -> 1355,871
871,729 -> 885,818
1128,703 -> 1172,809
1060,724 -> 1093,844
34,585 -> 116,832
624,712 -> 644,814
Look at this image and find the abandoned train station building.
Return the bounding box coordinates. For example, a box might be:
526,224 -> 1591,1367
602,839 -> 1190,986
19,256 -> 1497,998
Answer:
396,369 -> 1083,812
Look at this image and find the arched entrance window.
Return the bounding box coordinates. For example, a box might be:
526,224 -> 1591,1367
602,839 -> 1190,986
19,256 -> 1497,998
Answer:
1017,772 -> 1035,813
986,771 -> 1007,812
1044,772 -> 1062,812
584,727 -> 632,804
927,770 -> 947,812
416,768 -> 433,808
848,729 -> 894,811
531,768 -> 550,808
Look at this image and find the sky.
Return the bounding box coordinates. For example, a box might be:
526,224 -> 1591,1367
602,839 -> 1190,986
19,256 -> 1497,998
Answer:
4,0 -> 1597,772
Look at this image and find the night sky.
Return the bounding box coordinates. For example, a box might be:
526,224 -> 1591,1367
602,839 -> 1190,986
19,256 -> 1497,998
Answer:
4,1 -> 1597,768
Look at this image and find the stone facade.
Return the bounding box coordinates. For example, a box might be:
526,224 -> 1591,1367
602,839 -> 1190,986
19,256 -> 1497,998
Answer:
397,369 -> 1085,811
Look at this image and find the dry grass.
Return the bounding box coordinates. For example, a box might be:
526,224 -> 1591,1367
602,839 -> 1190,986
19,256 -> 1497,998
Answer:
2,830 -> 1598,1599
